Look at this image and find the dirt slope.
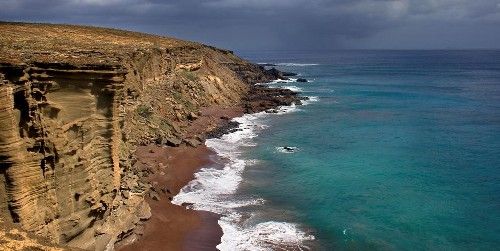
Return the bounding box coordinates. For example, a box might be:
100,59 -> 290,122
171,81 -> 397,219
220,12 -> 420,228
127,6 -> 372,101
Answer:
0,22 -> 278,250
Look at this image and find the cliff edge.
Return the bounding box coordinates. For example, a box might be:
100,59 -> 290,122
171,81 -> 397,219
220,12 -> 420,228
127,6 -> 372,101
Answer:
0,22 -> 289,250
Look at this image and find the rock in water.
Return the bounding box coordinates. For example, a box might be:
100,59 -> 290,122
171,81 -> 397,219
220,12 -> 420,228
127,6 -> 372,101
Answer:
282,71 -> 298,76
266,67 -> 289,80
277,146 -> 299,153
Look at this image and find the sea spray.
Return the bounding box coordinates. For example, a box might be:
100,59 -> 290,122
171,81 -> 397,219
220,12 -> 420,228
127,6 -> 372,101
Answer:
172,100 -> 318,250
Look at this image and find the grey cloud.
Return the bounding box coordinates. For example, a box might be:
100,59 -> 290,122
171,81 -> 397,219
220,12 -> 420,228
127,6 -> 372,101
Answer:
0,0 -> 499,50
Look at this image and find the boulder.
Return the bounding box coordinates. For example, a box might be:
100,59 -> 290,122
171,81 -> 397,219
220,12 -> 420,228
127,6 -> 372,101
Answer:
162,137 -> 181,147
184,138 -> 201,147
149,191 -> 161,201
137,201 -> 152,220
265,109 -> 278,113
181,202 -> 194,208
161,187 -> 172,194
296,78 -> 308,83
122,191 -> 130,199
266,68 -> 288,80
282,71 -> 298,76
187,112 -> 198,121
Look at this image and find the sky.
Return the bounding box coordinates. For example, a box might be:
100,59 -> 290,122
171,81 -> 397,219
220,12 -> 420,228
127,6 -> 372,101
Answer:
1,0 -> 500,50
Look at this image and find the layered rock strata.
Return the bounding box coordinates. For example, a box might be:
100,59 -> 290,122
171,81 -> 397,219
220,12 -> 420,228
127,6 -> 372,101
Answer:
0,22 -> 301,250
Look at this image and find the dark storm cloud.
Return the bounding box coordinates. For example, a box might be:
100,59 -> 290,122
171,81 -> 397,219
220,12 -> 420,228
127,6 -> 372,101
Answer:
1,0 -> 499,50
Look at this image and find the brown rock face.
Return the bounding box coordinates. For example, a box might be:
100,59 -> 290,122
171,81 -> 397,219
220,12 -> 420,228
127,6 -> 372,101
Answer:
0,22 -> 276,250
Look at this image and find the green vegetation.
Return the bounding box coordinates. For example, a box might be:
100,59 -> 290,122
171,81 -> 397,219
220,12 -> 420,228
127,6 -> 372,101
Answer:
159,119 -> 172,132
172,90 -> 183,101
136,104 -> 153,118
181,70 -> 198,81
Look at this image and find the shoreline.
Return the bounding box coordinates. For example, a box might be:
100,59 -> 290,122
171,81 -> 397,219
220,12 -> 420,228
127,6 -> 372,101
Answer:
174,98 -> 316,251
0,22 -> 310,251
116,144 -> 222,251
118,82 -> 306,250
117,107 -> 243,251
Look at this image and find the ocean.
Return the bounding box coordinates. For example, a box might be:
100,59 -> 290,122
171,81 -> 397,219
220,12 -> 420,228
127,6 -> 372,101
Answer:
174,50 -> 500,250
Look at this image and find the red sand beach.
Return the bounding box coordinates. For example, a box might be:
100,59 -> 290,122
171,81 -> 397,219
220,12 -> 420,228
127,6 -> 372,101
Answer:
119,106 -> 243,251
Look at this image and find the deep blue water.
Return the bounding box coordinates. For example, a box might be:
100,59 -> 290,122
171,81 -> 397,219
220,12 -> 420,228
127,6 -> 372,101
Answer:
235,50 -> 500,250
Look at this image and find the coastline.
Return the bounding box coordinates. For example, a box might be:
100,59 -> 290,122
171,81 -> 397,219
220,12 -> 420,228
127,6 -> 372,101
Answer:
0,22 -> 312,250
117,144 -> 222,251
117,106 -> 244,251
118,82 -> 307,250
173,99 -> 315,251
171,84 -> 316,250
1,23 -> 293,250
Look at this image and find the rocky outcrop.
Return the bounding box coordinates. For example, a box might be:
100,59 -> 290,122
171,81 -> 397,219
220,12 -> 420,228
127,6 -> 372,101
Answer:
244,85 -> 306,113
282,72 -> 298,77
264,67 -> 289,80
0,219 -> 72,251
0,22 -> 283,250
0,60 -> 153,251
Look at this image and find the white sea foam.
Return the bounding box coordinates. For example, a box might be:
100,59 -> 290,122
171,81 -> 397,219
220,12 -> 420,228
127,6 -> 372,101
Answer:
267,78 -> 314,85
302,96 -> 319,106
173,102 -> 314,250
275,103 -> 300,114
268,78 -> 298,84
308,96 -> 319,102
172,113 -> 264,213
276,63 -> 319,67
283,85 -> 303,92
218,215 -> 315,251
260,82 -> 304,93
276,146 -> 299,153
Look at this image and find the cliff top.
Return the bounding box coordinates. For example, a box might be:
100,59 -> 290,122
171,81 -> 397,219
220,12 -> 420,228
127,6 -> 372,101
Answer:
0,22 -> 211,66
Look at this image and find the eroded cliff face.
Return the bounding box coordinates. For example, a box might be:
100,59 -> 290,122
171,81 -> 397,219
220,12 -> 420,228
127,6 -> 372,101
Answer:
0,23 -> 275,250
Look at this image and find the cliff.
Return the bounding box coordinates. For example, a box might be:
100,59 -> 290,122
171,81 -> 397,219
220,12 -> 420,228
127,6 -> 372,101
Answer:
0,22 -> 298,250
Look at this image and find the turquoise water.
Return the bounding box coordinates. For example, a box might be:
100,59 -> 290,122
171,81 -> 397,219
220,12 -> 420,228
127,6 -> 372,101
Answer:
235,50 -> 500,250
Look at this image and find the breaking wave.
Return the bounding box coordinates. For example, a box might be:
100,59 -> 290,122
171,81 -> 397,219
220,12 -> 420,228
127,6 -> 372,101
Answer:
172,106 -> 314,250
